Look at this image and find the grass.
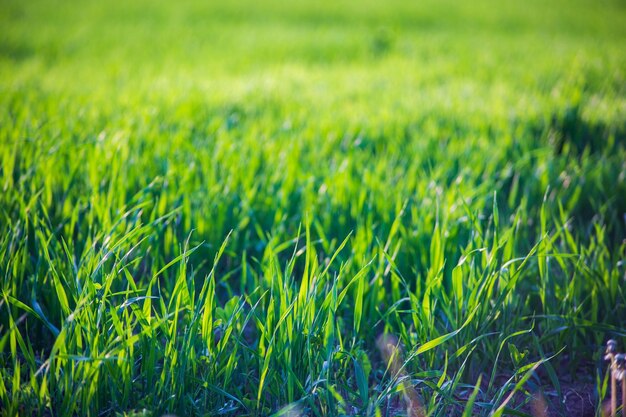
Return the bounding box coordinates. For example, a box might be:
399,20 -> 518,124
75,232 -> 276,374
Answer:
1,0 -> 625,415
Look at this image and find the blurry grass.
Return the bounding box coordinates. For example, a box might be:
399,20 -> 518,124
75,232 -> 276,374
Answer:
1,0 -> 626,415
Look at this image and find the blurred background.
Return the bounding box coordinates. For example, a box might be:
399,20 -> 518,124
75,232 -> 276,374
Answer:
2,0 -> 625,116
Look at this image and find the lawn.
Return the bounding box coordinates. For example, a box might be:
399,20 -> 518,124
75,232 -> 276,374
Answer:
1,0 -> 625,415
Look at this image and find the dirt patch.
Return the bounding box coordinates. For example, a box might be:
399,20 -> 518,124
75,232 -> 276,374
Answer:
530,381 -> 597,417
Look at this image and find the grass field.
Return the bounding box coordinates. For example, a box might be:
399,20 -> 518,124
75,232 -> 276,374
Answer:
1,0 -> 626,415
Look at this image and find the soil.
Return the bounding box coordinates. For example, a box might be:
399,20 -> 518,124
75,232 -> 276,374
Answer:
531,381 -> 597,417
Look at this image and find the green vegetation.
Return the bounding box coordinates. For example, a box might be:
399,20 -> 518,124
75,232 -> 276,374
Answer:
1,0 -> 625,415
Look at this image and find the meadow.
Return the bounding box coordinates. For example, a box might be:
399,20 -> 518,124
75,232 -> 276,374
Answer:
1,0 -> 625,415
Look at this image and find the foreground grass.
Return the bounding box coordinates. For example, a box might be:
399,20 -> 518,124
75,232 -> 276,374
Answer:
1,0 -> 625,415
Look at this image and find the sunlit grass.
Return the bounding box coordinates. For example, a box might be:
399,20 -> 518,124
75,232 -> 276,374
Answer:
1,0 -> 625,415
